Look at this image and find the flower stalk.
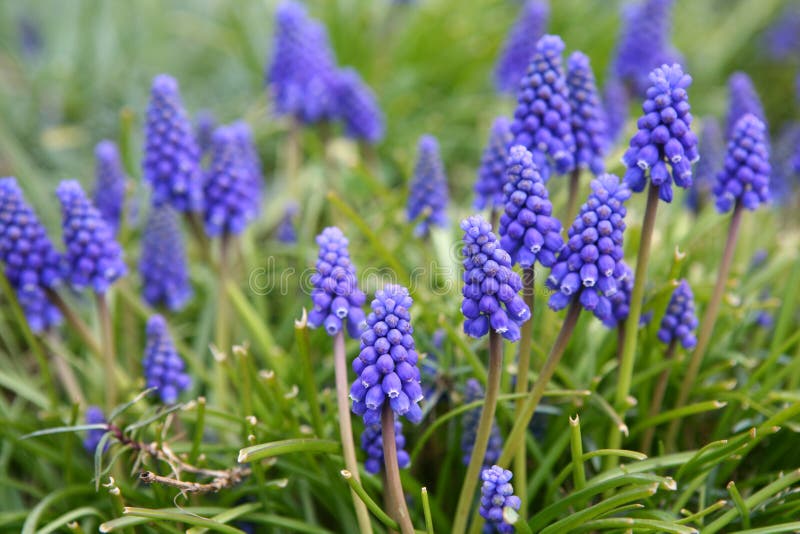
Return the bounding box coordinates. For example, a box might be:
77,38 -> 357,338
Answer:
514,267 -> 535,517
95,292 -> 116,409
641,340 -> 676,453
381,404 -> 415,534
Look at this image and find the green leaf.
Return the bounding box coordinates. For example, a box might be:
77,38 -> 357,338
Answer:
238,438 -> 341,463
122,507 -> 246,533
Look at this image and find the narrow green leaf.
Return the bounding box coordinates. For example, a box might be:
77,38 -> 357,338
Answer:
340,469 -> 399,530
100,508 -> 229,532
122,507 -> 245,533
238,438 -> 340,463
38,507 -> 104,534
539,485 -> 659,534
186,503 -> 262,534
21,423 -> 107,440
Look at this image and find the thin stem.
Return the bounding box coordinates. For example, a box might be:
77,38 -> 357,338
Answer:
616,324 -> 625,363
565,168 -> 581,230
667,203 -> 743,450
381,405 -> 415,534
333,331 -> 374,534
569,415 -> 586,491
490,207 -> 500,232
185,212 -> 211,260
514,268 -> 535,517
95,292 -> 116,409
215,233 -> 232,410
640,341 -> 676,453
45,288 -> 102,357
452,330 -> 504,534
287,118 -> 301,197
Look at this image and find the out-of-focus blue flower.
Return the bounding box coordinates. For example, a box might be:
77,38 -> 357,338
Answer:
770,124 -> 800,204
360,420 -> 410,474
92,140 -> 126,236
657,280 -> 698,349
713,114 -> 771,212
603,76 -> 629,143
725,72 -> 766,140
139,206 -> 192,311
350,285 -> 423,426
622,64 -> 698,203
761,5 -> 800,61
461,215 -> 530,342
276,202 -> 298,244
334,68 -> 384,144
407,135 -> 448,237
686,118 -> 724,213
195,110 -> 216,156
83,406 -> 108,454
494,0 -> 549,93
143,315 -> 191,404
461,379 -> 503,467
230,121 -> 264,197
474,117 -> 513,211
567,52 -> 608,175
18,15 -> 43,58
479,465 -> 521,533
308,227 -> 366,338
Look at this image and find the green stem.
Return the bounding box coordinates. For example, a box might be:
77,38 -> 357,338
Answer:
381,404 -> 415,534
215,234 -> 233,410
514,268 -> 535,517
287,118 -> 301,197
569,415 -> 586,491
641,341 -> 676,453
95,292 -> 116,409
565,168 -> 581,230
452,330 -> 504,534
45,288 -> 102,357
296,311 -> 324,437
190,396 -> 206,464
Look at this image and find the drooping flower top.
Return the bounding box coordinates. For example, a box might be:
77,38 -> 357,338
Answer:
92,140 -> 126,235
194,109 -> 216,156
510,34 -> 575,180
479,465 -> 522,534
461,215 -> 530,342
498,145 -> 563,269
56,180 -> 126,293
603,76 -> 629,143
567,51 -> 608,175
143,314 -> 191,404
407,135 -> 448,237
143,74 -> 203,213
494,0 -> 549,93
334,68 -> 384,144
547,174 -> 631,324
713,114 -> 771,212
350,285 -> 423,426
461,379 -> 503,467
308,227 -> 366,338
83,406 -> 108,454
656,280 -> 698,349
686,118 -> 724,213
360,419 -> 410,475
622,64 -> 698,203
474,117 -> 513,211
139,206 -> 192,311
725,72 -> 766,139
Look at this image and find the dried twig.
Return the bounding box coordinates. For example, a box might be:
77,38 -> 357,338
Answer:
139,467 -> 250,494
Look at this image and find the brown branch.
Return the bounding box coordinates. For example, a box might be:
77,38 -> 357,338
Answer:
139,468 -> 250,494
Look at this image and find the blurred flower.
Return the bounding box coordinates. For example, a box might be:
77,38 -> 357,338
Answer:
83,406 -> 108,454
603,76 -> 629,143
474,117 -> 513,210
360,419 -> 410,474
139,206 -> 192,311
686,118 -> 724,213
479,465 -> 521,533
195,110 -> 216,156
334,68 -> 384,144
761,5 -> 800,61
350,285 -> 423,426
770,123 -> 800,204
308,227 -> 366,338
657,280 -> 698,349
461,379 -> 503,467
407,135 -> 448,237
276,202 -> 298,244
494,0 -> 549,93
461,215 -> 530,342
725,72 -> 766,140
231,121 -> 264,195
143,315 -> 191,404
713,114 -> 771,212
17,15 -> 43,58
567,51 -> 608,175
92,140 -> 126,236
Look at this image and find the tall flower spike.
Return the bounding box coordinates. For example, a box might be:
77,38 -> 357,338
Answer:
276,202 -> 298,244
461,215 -> 530,342
231,121 -> 264,197
0,177 -> 62,332
308,227 -> 366,338
494,0 -> 549,93
56,180 -> 126,293
143,315 -> 191,404
547,174 -> 631,324
604,262 -> 654,329
92,140 -> 126,235
762,4 -> 800,61
334,68 -> 384,144
657,280 -> 698,349
461,379 -> 503,467
686,118 -> 724,213
143,74 -> 203,212
713,114 -> 771,212
195,110 -> 216,156
349,284 -> 423,426
725,72 -> 766,139
139,206 -> 192,311
603,76 -> 629,143
479,465 -> 521,534
498,145 -> 563,268
407,135 -> 448,237
622,64 -> 698,203
360,420 -> 410,475
567,51 -> 608,175
771,124 -> 800,204
474,117 -> 513,211
83,406 -> 108,454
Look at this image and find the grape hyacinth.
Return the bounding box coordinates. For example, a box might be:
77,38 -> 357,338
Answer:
604,261 -> 633,328
461,379 -> 503,467
0,177 -> 62,332
713,114 -> 771,212
479,465 -> 521,533
83,406 -> 108,454
771,124 -> 800,203
407,135 -> 448,237
686,118 -> 724,213
725,72 -> 766,139
142,74 -> 203,213
334,68 -> 384,144
474,117 -> 513,210
139,206 -> 192,311
762,5 -> 800,61
657,280 -> 698,349
498,145 -> 563,268
231,121 -> 264,196
494,0 -> 549,93
350,285 -> 423,426
567,51 -> 608,175
622,64 -> 698,203
510,34 -> 575,179
143,315 -> 191,404
308,227 -> 366,338
92,140 -> 126,235
195,110 -> 216,155
276,202 -> 298,244
461,215 -> 530,341
56,180 -> 126,293
603,76 -> 629,143
547,174 -> 631,323
360,420 -> 410,475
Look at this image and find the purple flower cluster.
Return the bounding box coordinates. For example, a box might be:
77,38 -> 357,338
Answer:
725,72 -> 766,139
350,285 -> 423,425
143,74 -> 203,213
686,118 -> 724,213
494,0 -> 549,93
308,227 -> 366,338
56,180 -> 126,294
657,280 -> 698,349
713,114 -> 771,212
547,174 -> 631,323
334,68 -> 384,144
474,117 -> 513,210
139,206 -> 192,311
276,202 -> 298,244
92,140 -> 126,235
762,5 -> 800,61
83,406 -> 108,454
195,110 -> 216,156
498,145 -> 563,268
567,51 -> 608,175
143,314 -> 191,404
622,64 -> 698,203
603,76 -> 629,143
407,135 -> 448,237
479,465 -> 521,534
461,215 -> 530,342
604,261 -> 633,328
771,124 -> 800,204
360,420 -> 410,475
461,378 -> 502,467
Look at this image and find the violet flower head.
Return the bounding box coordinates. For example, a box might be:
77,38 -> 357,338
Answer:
713,114 -> 771,212
725,72 -> 766,139
335,68 -> 384,144
510,34 -> 575,179
83,406 -> 108,454
498,145 -> 563,268
772,124 -> 800,204
0,177 -> 62,332
143,314 -> 191,404
92,140 -> 126,235
360,420 -> 410,475
657,280 -> 698,349
547,174 -> 631,323
276,202 -> 298,244
567,52 -> 608,175
604,262 -> 653,329
407,135 -> 448,237
474,117 -> 513,210
350,284 -> 423,426
479,465 -> 521,533
461,379 -> 503,467
686,118 -> 724,213
230,121 -> 264,193
195,110 -> 216,156
57,180 -> 126,293
308,227 -> 366,338
139,206 -> 192,311
762,5 -> 800,60
461,215 -> 530,342
603,76 -> 629,143
622,64 -> 698,203
494,0 -> 550,93
143,74 -> 203,213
